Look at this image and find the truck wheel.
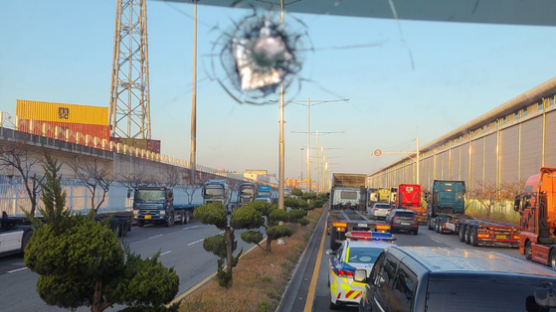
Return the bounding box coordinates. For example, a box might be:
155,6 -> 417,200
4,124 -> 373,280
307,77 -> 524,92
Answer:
185,212 -> 191,224
525,241 -> 532,260
20,230 -> 33,254
117,223 -> 124,237
428,218 -> 434,231
179,211 -> 186,225
435,221 -> 441,233
459,225 -> 466,242
464,226 -> 471,244
550,249 -> 556,271
166,213 -> 175,227
470,228 -> 478,246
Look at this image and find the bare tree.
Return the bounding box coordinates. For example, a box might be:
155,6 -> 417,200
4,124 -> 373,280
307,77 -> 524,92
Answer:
184,170 -> 209,206
468,182 -> 499,219
0,143 -> 44,215
121,172 -> 148,190
68,157 -> 112,215
162,165 -> 180,189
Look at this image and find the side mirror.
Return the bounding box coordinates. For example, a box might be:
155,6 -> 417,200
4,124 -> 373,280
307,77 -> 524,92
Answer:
325,249 -> 336,256
354,269 -> 367,283
514,195 -> 521,212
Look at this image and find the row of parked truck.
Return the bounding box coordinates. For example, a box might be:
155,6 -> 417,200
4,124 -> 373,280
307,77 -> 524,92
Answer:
0,178 -> 277,257
329,169 -> 556,270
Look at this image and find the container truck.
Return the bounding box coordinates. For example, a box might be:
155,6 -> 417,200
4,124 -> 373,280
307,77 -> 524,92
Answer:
328,173 -> 390,249
239,182 -> 257,206
133,186 -> 194,226
515,167 -> 556,269
203,180 -> 229,205
427,180 -> 519,247
395,184 -> 426,223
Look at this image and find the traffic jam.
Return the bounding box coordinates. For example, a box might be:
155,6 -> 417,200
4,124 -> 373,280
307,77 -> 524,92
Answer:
325,173 -> 556,311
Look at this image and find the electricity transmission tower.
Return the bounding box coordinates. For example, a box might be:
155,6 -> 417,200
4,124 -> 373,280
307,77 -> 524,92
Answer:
109,0 -> 151,139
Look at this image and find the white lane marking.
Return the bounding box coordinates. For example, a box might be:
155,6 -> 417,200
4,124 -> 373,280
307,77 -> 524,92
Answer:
160,250 -> 172,256
182,225 -> 200,231
8,267 -> 28,274
148,234 -> 163,240
187,238 -> 204,247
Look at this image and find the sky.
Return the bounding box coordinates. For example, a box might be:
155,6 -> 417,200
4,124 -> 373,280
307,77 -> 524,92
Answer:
1,0 -> 556,179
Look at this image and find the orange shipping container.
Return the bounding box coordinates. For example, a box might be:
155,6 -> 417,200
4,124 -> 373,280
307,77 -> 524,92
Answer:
18,119 -> 110,142
16,99 -> 108,126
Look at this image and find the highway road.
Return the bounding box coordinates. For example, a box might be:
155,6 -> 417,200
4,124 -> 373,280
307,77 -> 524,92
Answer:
307,222 -> 529,312
0,221 -> 255,312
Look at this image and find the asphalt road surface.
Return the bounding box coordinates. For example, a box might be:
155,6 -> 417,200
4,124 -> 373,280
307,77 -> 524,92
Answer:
309,224 -> 530,312
0,221 -> 255,312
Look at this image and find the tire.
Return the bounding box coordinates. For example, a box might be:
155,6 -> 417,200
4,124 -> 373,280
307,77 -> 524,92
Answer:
459,225 -> 466,242
179,211 -> 186,225
117,223 -> 123,237
185,211 -> 191,224
525,241 -> 532,260
20,230 -> 32,254
470,228 -> 478,246
413,229 -> 419,235
138,221 -> 144,227
436,221 -> 441,233
464,226 -> 471,244
166,212 -> 175,227
550,249 -> 556,271
428,218 -> 434,230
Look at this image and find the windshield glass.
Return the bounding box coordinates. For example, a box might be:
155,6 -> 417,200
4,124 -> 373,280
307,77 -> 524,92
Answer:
240,188 -> 255,195
205,187 -> 224,196
347,247 -> 383,264
427,275 -> 556,312
135,190 -> 165,202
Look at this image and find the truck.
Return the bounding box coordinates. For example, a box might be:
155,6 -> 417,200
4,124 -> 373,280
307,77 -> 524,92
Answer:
515,167 -> 556,269
133,186 -> 194,226
328,173 -> 390,249
203,179 -> 229,205
255,185 -> 273,203
0,212 -> 32,256
427,180 -> 520,247
239,182 -> 257,206
395,184 -> 426,223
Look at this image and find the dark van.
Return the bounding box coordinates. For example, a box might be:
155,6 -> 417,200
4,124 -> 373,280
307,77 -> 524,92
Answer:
358,247 -> 556,312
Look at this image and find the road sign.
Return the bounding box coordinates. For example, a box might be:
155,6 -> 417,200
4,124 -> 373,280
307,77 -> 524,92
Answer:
374,149 -> 382,157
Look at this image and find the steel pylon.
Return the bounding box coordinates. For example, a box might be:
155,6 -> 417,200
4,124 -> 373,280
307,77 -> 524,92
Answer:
109,0 -> 151,139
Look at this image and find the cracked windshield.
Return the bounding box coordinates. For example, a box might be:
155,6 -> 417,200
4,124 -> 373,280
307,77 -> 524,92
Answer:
2,0 -> 556,311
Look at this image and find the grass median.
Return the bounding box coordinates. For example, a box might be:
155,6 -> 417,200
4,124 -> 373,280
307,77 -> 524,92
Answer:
179,206 -> 324,312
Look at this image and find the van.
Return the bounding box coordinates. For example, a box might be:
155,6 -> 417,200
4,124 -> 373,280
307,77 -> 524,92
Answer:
358,247 -> 556,312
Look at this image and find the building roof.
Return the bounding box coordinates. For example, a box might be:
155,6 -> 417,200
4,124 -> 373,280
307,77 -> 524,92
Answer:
396,247 -> 556,277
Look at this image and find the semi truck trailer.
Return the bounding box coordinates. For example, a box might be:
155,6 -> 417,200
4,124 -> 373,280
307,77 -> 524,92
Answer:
427,180 -> 519,247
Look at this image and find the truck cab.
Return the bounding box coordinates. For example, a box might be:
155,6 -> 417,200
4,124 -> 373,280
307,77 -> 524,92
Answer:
255,185 -> 272,203
239,183 -> 257,206
515,167 -> 556,269
203,180 -> 229,205
396,184 -> 426,223
426,180 -> 466,231
133,187 -> 175,226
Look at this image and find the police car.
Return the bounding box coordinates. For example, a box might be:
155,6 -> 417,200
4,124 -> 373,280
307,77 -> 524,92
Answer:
327,231 -> 394,309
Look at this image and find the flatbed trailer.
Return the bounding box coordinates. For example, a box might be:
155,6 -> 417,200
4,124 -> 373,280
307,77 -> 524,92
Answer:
327,209 -> 390,249
433,214 -> 520,247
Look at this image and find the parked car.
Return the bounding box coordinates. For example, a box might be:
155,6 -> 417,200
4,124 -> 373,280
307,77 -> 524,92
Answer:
358,246 -> 556,312
385,209 -> 419,235
327,232 -> 393,309
368,203 -> 392,219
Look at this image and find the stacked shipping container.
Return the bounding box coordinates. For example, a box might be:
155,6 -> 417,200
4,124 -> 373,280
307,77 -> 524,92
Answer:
16,99 -> 110,141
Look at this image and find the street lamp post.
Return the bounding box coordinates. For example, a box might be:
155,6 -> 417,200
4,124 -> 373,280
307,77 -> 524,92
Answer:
372,137 -> 421,185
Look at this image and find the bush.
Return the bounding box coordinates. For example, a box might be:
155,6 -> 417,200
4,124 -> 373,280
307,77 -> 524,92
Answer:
267,225 -> 292,240
193,202 -> 227,229
257,301 -> 271,312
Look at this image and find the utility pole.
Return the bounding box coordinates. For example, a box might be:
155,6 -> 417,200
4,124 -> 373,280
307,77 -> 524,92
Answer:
278,0 -> 285,210
189,0 -> 198,184
291,98 -> 348,192
372,136 -> 421,185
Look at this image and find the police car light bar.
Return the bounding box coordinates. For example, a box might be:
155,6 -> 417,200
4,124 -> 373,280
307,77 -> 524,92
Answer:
346,231 -> 395,242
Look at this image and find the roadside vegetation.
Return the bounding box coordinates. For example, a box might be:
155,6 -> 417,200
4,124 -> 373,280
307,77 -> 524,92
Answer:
24,154 -> 180,312
181,190 -> 328,312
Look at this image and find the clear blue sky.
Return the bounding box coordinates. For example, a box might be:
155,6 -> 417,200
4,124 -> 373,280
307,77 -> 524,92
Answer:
1,0 -> 556,178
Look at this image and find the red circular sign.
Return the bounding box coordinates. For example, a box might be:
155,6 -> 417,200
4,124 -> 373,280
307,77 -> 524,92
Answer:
374,149 -> 382,157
